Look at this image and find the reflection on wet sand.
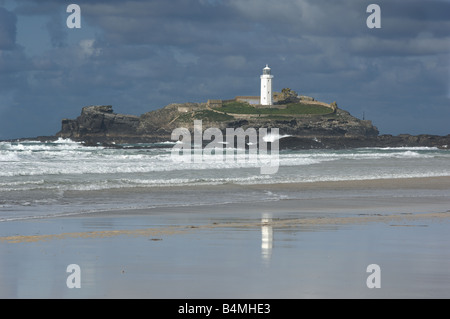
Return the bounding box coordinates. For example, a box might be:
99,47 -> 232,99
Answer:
261,214 -> 273,263
1,211 -> 449,244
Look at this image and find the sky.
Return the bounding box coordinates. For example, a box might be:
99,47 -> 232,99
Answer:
0,0 -> 449,139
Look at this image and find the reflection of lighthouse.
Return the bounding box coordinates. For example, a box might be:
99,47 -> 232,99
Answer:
261,214 -> 273,263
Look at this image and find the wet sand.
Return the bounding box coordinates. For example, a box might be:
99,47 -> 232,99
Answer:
1,210 -> 449,244
1,176 -> 450,298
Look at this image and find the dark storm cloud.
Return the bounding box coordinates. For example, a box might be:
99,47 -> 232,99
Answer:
45,13 -> 68,48
0,8 -> 30,94
0,7 -> 17,49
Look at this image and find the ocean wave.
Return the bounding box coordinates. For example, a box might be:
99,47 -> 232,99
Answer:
281,150 -> 436,161
0,179 -> 46,187
262,133 -> 291,142
0,175 -> 274,192
0,141 -> 448,179
0,151 -> 444,177
0,152 -> 21,162
359,146 -> 440,151
0,138 -> 93,152
242,172 -> 450,185
1,170 -> 449,193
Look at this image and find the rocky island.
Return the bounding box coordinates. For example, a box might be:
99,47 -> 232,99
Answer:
54,89 -> 449,150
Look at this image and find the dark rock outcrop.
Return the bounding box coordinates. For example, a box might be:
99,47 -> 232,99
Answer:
58,105 -> 141,143
253,108 -> 379,138
278,134 -> 450,150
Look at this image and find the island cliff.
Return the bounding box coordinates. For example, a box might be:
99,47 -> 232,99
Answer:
56,101 -> 450,150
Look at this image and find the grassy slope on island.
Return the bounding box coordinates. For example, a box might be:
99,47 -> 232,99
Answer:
218,101 -> 333,115
176,109 -> 234,123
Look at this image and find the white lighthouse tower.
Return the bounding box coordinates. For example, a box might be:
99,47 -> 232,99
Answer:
260,64 -> 273,106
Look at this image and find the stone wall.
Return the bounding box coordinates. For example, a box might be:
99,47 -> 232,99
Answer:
207,99 -> 223,108
235,96 -> 260,105
299,95 -> 315,101
177,106 -> 191,112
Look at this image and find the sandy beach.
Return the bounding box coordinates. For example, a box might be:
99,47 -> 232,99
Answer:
0,176 -> 449,298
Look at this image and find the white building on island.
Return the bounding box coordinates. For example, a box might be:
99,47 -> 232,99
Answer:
260,64 -> 274,106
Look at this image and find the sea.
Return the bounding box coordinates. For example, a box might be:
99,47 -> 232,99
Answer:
1,137 -> 449,223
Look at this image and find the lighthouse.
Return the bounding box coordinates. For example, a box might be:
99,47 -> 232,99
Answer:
260,64 -> 273,106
